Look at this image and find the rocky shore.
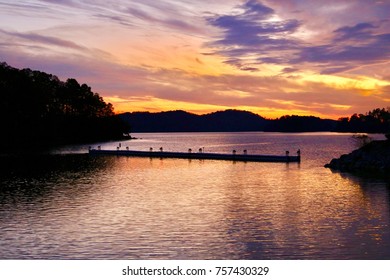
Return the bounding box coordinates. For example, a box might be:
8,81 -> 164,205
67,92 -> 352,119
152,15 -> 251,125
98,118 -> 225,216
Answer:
325,140 -> 390,174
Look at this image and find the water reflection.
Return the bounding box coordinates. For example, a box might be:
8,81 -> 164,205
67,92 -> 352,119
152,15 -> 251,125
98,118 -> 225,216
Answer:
1,133 -> 390,259
320,171 -> 390,259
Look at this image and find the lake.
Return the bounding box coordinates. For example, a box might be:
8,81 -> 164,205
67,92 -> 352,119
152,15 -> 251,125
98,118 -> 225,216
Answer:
0,132 -> 389,259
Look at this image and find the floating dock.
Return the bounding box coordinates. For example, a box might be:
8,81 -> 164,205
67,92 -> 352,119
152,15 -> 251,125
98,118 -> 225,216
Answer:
89,148 -> 301,163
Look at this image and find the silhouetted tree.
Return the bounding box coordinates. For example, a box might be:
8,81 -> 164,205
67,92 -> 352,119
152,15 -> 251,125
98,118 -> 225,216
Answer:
0,62 -> 129,149
264,115 -> 336,132
334,108 -> 390,133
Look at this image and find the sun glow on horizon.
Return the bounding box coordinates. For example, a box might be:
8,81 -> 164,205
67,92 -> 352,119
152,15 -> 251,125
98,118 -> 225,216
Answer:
107,95 -> 347,120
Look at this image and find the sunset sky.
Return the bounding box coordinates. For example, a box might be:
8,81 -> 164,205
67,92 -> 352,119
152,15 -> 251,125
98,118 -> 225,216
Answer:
1,0 -> 389,119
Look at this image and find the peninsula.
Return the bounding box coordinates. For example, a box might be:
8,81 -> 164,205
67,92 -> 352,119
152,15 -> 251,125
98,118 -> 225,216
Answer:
325,138 -> 390,174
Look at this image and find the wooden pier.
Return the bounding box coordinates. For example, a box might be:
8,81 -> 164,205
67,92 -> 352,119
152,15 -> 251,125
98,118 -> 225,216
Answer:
89,148 -> 301,163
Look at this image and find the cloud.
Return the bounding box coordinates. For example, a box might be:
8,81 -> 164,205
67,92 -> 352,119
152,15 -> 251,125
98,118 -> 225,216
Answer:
207,0 -> 302,70
208,1 -> 301,46
281,67 -> 298,74
0,29 -> 86,51
85,0 -> 207,35
333,22 -> 377,41
292,21 -> 390,70
122,1 -> 205,34
242,0 -> 274,17
240,66 -> 260,72
206,1 -> 390,75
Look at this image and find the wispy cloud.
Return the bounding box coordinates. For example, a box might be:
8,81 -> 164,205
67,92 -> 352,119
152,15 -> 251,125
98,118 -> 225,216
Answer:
0,29 -> 86,51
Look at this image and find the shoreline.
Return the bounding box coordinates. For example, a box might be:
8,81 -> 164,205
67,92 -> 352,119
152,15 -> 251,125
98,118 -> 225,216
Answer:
325,140 -> 390,175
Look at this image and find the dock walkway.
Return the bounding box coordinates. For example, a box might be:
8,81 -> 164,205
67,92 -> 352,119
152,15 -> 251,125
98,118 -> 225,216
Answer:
89,148 -> 301,163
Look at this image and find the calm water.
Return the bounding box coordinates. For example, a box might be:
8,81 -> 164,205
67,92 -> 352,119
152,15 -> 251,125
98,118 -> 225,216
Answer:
0,132 -> 389,259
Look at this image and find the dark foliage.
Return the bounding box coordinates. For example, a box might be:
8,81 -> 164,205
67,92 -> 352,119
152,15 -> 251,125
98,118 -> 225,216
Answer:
119,109 -> 268,132
264,115 -> 337,132
121,109 -> 388,134
201,110 -> 267,132
0,62 -> 129,149
121,110 -> 200,132
334,108 -> 390,133
325,140 -> 390,174
120,110 -> 337,133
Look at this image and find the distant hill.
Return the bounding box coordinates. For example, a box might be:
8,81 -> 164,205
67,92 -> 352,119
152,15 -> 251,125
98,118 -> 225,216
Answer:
119,109 -> 268,132
265,115 -> 337,132
119,110 -> 338,133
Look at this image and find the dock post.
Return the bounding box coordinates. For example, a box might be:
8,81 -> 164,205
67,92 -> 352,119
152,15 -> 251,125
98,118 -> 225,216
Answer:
297,149 -> 301,162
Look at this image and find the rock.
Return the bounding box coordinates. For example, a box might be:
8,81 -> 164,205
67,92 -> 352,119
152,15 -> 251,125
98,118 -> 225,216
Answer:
324,140 -> 390,174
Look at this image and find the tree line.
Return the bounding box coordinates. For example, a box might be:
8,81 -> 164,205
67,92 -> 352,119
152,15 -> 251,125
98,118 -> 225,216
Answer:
120,108 -> 390,134
0,62 -> 129,150
334,108 -> 390,133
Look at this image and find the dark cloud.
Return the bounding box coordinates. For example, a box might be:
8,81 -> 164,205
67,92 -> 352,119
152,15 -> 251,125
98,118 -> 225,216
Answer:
241,0 -> 274,17
333,22 -> 377,41
223,57 -> 260,71
208,0 -> 390,74
207,0 -> 301,70
210,16 -> 300,47
282,67 -> 298,74
293,22 -> 390,68
240,66 -> 260,72
208,1 -> 300,48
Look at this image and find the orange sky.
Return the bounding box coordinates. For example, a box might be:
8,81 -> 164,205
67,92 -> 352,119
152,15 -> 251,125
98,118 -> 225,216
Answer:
1,0 -> 389,119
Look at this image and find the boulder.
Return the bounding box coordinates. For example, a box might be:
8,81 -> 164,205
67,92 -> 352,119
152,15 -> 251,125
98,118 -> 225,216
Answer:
324,140 -> 390,174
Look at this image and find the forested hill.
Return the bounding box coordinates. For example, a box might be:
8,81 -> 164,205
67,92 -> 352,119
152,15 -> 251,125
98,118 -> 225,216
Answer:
119,110 -> 268,132
0,62 -> 129,149
120,109 -> 390,133
119,110 -> 338,132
